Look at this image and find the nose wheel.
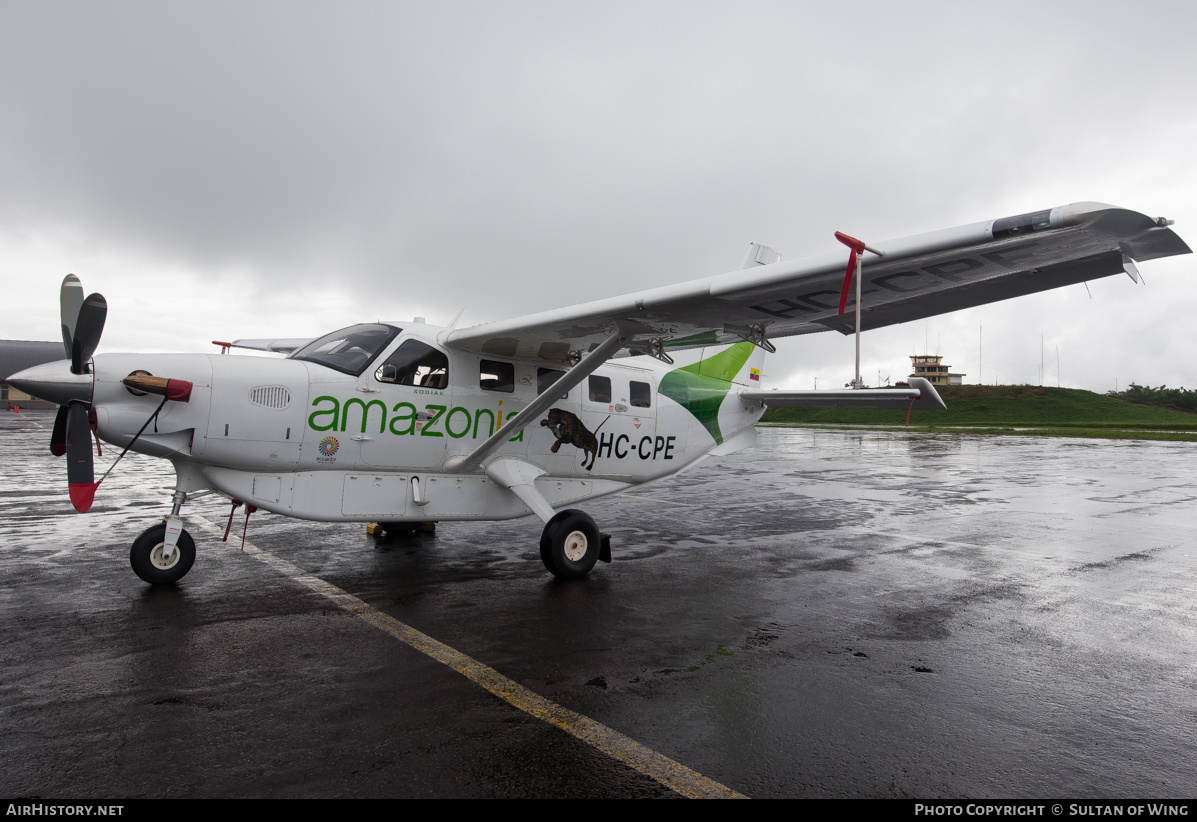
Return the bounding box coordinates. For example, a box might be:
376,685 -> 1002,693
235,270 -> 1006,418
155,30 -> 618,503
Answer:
130,523 -> 196,585
540,509 -> 608,578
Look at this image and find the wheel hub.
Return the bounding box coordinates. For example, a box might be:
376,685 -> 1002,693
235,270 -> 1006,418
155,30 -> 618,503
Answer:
149,543 -> 180,570
563,530 -> 588,562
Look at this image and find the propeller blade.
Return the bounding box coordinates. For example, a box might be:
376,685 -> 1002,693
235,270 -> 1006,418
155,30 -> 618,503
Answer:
66,402 -> 98,512
51,405 -> 69,457
70,293 -> 107,375
60,274 -> 84,359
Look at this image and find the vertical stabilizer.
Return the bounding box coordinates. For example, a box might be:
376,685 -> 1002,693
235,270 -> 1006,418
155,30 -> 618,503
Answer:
659,341 -> 767,445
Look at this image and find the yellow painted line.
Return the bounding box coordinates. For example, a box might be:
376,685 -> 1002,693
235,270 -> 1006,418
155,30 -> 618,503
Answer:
194,517 -> 746,799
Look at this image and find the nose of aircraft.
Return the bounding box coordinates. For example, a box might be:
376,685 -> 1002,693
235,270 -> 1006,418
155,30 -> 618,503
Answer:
7,359 -> 93,405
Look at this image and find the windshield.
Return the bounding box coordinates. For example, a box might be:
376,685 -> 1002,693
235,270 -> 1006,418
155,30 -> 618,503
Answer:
290,324 -> 400,376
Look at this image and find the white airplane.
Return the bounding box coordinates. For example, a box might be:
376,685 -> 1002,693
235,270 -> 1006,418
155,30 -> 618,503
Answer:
10,202 -> 1189,585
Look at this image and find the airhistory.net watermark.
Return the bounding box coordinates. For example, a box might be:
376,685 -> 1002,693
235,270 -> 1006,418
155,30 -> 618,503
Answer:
6,806 -> 123,816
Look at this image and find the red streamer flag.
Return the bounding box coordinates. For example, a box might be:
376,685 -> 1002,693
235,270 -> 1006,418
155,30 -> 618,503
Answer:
835,231 -> 866,315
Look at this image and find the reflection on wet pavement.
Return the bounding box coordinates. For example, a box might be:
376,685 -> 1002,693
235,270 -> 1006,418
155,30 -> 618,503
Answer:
2,409 -> 1196,797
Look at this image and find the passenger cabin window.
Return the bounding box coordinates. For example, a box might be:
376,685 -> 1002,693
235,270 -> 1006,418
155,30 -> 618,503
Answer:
538,367 -> 568,399
630,380 -> 651,408
588,375 -> 611,404
375,340 -> 449,388
480,360 -> 514,393
290,323 -> 399,376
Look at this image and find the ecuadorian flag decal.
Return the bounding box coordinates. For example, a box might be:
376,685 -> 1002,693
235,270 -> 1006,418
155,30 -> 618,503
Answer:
749,368 -> 760,382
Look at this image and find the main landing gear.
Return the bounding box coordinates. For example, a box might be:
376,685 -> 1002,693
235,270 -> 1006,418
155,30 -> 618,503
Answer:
539,509 -> 611,579
483,459 -> 610,579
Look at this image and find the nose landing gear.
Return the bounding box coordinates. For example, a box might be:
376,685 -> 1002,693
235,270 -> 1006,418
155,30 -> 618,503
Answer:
130,523 -> 196,585
130,489 -> 196,585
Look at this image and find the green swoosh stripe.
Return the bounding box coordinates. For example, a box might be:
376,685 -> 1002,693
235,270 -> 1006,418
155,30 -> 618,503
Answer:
658,342 -> 754,445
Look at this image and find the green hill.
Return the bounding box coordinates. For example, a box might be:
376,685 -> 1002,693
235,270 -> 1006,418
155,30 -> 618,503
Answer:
760,385 -> 1197,440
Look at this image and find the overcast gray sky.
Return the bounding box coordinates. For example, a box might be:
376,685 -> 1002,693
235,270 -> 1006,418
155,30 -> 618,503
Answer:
2,0 -> 1194,391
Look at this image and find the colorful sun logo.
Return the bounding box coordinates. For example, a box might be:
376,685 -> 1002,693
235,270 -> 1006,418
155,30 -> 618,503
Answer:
318,436 -> 340,456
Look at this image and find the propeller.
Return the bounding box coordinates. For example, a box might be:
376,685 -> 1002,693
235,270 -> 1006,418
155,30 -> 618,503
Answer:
72,293 -> 107,375
21,274 -> 189,513
66,402 -> 99,512
50,405 -> 68,456
60,273 -> 84,356
54,274 -> 107,512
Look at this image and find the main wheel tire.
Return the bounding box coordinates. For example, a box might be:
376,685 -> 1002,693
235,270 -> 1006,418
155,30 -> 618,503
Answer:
540,509 -> 600,579
130,524 -> 196,585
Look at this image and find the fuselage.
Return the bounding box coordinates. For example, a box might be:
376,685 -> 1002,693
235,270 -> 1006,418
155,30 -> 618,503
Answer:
82,322 -> 767,523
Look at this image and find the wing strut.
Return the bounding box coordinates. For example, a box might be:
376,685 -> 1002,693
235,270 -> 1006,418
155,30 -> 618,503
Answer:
443,326 -> 628,473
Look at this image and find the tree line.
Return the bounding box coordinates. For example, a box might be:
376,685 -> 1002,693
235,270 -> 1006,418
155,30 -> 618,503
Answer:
1109,384 -> 1197,414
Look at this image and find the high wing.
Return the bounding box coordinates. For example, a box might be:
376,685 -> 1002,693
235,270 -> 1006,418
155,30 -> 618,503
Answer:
446,202 -> 1190,363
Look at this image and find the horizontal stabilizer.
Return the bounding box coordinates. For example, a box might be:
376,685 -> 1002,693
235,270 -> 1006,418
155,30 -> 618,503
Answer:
742,377 -> 946,410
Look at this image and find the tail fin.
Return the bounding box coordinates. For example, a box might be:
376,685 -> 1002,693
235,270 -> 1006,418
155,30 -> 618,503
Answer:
687,341 -> 764,386
741,343 -> 766,387
659,341 -> 769,445
699,341 -> 765,387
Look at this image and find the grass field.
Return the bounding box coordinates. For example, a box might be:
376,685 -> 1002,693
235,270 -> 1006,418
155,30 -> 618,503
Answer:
759,385 -> 1197,441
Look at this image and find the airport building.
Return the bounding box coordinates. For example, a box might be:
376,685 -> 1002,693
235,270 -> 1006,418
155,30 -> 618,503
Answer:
1,340 -> 63,409
909,354 -> 965,387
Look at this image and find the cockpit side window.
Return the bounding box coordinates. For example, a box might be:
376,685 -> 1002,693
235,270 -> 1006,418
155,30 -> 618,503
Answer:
290,324 -> 399,376
375,339 -> 449,389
